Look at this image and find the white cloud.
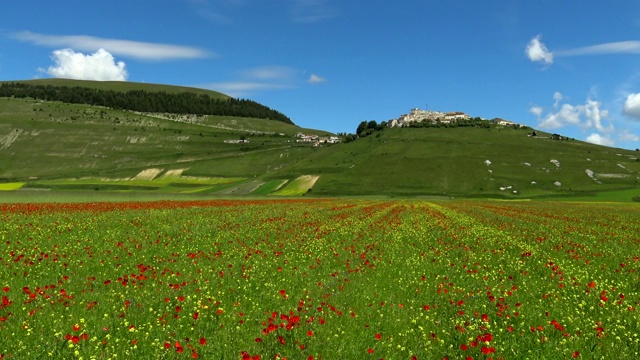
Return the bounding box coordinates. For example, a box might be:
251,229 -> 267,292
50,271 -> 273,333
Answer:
308,74 -> 326,84
202,65 -> 297,97
205,81 -> 291,97
525,35 -> 553,65
623,93 -> 640,120
583,99 -> 610,132
553,91 -> 563,108
201,65 -> 322,97
242,66 -> 297,80
529,106 -> 543,117
12,31 -> 212,60
557,41 -> 640,56
43,48 -> 127,81
586,133 -> 615,147
534,94 -> 613,132
538,103 -> 581,129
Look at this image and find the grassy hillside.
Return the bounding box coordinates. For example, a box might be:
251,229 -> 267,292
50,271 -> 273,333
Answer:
0,92 -> 329,194
1,79 -> 639,199
266,127 -> 640,199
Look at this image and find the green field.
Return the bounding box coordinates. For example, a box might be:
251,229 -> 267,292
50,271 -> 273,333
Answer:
1,199 -> 639,359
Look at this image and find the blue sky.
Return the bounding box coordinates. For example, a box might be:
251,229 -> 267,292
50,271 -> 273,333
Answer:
2,1 -> 640,150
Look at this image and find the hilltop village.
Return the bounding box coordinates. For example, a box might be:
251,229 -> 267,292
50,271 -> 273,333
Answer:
388,108 -> 520,128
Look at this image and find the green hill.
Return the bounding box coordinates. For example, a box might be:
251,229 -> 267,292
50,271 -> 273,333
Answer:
0,79 -> 293,124
266,126 -> 640,199
1,79 -> 639,200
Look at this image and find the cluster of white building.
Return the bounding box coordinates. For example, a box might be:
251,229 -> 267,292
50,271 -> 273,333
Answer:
295,133 -> 341,146
388,108 -> 472,127
387,108 -> 522,129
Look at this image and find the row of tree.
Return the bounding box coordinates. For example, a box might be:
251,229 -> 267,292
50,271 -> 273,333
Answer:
405,117 -> 492,129
356,120 -> 387,137
0,82 -> 294,124
344,116 -> 528,143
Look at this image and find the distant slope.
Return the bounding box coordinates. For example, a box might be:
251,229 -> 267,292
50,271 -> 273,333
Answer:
0,95 -> 326,183
0,79 -> 293,125
265,127 -> 640,198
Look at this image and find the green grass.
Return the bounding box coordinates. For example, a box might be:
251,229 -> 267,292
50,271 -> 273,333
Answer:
268,127 -> 640,198
0,182 -> 24,191
0,97 -> 320,187
271,175 -> 318,195
251,179 -> 288,195
549,187 -> 640,202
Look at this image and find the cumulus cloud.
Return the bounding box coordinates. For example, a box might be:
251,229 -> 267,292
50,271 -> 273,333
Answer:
623,93 -> 640,120
43,48 -> 127,81
537,103 -> 581,129
525,35 -> 553,65
12,31 -> 211,60
529,106 -> 543,117
532,93 -> 613,132
307,74 -> 326,84
586,133 -> 615,147
583,99 -> 610,132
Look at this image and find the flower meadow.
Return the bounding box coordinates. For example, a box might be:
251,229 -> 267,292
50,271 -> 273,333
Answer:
0,199 -> 639,359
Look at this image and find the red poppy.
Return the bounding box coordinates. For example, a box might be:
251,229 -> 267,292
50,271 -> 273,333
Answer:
199,337 -> 206,345
375,333 -> 381,340
481,346 -> 495,354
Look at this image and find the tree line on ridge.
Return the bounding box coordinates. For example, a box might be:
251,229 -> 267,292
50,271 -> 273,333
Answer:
0,82 -> 294,125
